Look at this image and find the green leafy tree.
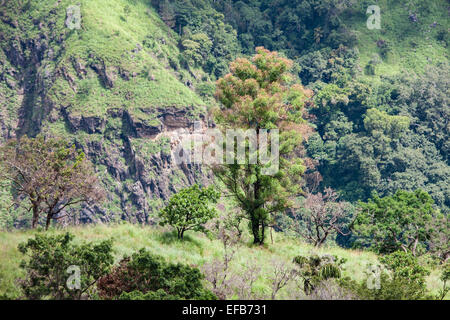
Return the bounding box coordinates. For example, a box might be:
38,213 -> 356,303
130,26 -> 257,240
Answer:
308,64 -> 450,215
0,136 -> 105,230
159,184 -> 220,239
428,213 -> 450,263
353,189 -> 436,256
181,32 -> 213,67
18,233 -> 114,300
97,248 -> 216,300
347,251 -> 431,300
214,47 -> 311,245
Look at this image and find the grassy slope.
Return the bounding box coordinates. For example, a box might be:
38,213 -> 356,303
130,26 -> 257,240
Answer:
56,0 -> 205,116
0,0 -> 206,135
344,0 -> 449,81
0,223 -> 445,299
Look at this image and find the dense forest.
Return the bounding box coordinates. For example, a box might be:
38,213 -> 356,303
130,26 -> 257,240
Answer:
0,0 -> 448,301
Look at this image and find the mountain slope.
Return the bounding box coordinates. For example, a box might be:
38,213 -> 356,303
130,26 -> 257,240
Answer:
0,0 -> 212,225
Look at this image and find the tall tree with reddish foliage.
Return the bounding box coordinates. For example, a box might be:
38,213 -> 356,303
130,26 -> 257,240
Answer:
213,47 -> 313,245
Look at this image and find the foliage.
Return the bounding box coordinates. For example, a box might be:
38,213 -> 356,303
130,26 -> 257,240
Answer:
213,0 -> 356,57
18,233 -> 114,300
428,213 -> 450,263
151,0 -> 241,78
0,135 -> 105,230
342,251 -> 431,300
353,190 -> 437,256
97,248 -> 215,300
298,188 -> 352,247
293,254 -> 346,295
437,263 -> 450,300
159,184 -> 220,239
308,64 -> 450,215
213,47 -> 311,245
181,33 -> 213,67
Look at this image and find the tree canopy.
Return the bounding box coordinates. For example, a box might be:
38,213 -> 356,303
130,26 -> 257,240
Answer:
213,47 -> 312,245
0,136 -> 105,229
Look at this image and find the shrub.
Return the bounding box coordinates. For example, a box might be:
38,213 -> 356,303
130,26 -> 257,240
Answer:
97,249 -> 216,300
18,233 -> 114,300
159,184 -> 220,239
341,251 -> 431,300
293,254 -> 346,295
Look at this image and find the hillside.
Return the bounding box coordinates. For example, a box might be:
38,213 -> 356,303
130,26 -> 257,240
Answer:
0,0 -> 214,226
343,0 -> 449,79
0,0 -> 448,302
1,0 -> 448,226
0,223 -> 445,299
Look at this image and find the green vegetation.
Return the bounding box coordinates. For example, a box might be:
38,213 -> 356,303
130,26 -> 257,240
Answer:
159,184 -> 220,239
0,136 -> 105,229
0,224 -> 447,300
341,251 -> 433,300
97,248 -> 215,300
17,232 -> 113,300
293,254 -> 346,295
213,48 -> 310,245
353,190 -> 438,256
0,0 -> 448,301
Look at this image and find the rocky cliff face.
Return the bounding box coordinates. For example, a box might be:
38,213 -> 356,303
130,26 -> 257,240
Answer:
0,0 -> 214,224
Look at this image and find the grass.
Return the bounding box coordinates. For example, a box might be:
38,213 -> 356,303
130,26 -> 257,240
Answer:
343,0 -> 449,82
0,223 -> 446,299
0,0 -> 206,120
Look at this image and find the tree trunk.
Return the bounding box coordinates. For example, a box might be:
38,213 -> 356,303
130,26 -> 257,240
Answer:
251,217 -> 261,244
270,225 -> 274,245
316,232 -> 329,247
260,221 -> 265,245
45,213 -> 52,230
411,237 -> 419,257
31,202 -> 39,229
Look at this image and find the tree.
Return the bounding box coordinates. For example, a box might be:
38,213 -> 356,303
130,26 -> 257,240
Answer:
181,32 -> 213,67
214,47 -> 312,245
269,259 -> 297,300
300,188 -> 352,247
428,213 -> 450,263
159,184 -> 220,239
0,136 -> 105,230
353,189 -> 436,256
97,248 -> 215,300
18,233 -> 114,300
201,217 -> 241,300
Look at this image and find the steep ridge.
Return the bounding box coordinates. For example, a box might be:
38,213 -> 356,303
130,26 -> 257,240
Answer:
0,0 -> 212,224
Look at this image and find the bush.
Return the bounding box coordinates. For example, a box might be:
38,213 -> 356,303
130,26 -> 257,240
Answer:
159,184 -> 220,239
293,254 -> 346,295
437,263 -> 450,300
97,248 -> 216,300
341,251 -> 431,300
18,233 -> 114,300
